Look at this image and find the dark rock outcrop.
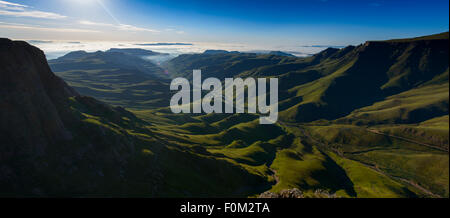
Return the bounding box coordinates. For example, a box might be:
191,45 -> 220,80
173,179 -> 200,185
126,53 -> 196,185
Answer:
0,38 -> 79,153
259,188 -> 338,198
0,39 -> 153,196
259,188 -> 304,198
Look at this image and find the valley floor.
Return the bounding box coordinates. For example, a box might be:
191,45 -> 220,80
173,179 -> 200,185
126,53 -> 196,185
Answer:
130,109 -> 449,198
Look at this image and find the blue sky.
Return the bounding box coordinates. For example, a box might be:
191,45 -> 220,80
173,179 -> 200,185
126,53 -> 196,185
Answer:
0,0 -> 448,47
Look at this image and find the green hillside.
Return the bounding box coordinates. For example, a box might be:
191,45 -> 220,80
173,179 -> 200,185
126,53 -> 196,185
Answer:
49,50 -> 172,109
151,32 -> 449,197
385,31 -> 449,42
1,32 -> 448,198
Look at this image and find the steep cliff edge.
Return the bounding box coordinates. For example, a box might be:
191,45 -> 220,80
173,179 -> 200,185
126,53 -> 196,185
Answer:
281,34 -> 449,123
0,38 -> 78,147
0,38 -> 149,196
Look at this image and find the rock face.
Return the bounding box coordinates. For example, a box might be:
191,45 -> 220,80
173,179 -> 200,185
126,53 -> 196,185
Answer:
0,38 -> 79,157
0,39 -> 152,196
259,188 -> 304,198
259,188 -> 338,198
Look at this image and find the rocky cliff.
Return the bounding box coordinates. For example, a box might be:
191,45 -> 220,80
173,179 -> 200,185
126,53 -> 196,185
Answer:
0,39 -> 151,196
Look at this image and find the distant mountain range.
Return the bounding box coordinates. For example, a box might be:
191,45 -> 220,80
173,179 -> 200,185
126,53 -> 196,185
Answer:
134,42 -> 193,46
106,48 -> 169,56
167,32 -> 449,124
48,49 -> 171,109
202,49 -> 296,56
0,32 -> 448,197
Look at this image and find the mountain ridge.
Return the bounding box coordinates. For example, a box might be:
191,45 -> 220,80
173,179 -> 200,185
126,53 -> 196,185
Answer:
0,32 -> 448,197
0,38 -> 272,197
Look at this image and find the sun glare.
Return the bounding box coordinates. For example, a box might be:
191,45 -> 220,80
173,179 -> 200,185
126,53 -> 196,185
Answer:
69,0 -> 99,5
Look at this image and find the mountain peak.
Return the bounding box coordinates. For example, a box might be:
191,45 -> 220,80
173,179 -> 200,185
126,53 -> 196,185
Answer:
268,51 -> 295,57
367,31 -> 449,44
106,48 -> 168,56
0,38 -> 78,147
312,47 -> 340,61
203,49 -> 240,55
58,50 -> 88,60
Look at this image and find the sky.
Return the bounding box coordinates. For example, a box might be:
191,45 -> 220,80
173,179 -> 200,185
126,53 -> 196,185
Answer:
0,0 -> 448,51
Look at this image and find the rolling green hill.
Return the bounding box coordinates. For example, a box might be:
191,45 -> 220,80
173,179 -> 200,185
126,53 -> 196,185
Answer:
166,33 -> 448,124
1,32 -> 448,198
49,50 -> 172,109
153,32 -> 449,197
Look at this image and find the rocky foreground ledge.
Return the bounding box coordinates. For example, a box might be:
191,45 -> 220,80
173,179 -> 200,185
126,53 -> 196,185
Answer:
259,188 -> 338,198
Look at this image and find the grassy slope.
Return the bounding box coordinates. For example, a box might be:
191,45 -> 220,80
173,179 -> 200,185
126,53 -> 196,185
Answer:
385,32 -> 449,42
304,123 -> 448,197
63,97 -> 271,197
156,33 -> 448,197
326,152 -> 414,198
43,32 -> 448,198
279,39 -> 448,123
50,51 -> 171,109
133,109 -> 440,197
342,83 -> 449,124
376,116 -> 449,150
